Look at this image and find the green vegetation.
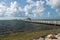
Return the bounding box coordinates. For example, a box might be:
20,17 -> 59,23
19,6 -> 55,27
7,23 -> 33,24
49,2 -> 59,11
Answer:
0,29 -> 60,40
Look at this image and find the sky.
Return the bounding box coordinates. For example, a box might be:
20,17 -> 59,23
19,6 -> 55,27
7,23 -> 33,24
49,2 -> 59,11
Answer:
0,0 -> 60,19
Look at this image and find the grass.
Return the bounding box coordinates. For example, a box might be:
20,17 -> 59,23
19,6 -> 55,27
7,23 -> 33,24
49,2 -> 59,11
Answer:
0,29 -> 60,40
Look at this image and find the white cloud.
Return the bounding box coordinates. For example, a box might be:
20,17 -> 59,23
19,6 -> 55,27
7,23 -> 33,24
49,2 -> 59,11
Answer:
26,0 -> 45,17
10,1 -> 17,8
24,4 -> 34,16
32,0 -> 45,17
0,4 -> 5,12
36,0 -> 44,7
32,10 -> 37,17
0,2 -> 6,17
19,7 -> 23,11
46,0 -> 60,12
46,0 -> 60,18
0,13 -> 3,17
48,12 -> 51,17
56,9 -> 60,12
0,1 -> 25,17
5,1 -> 18,17
24,5 -> 29,16
34,14 -> 36,17
0,0 -> 45,17
26,0 -> 34,4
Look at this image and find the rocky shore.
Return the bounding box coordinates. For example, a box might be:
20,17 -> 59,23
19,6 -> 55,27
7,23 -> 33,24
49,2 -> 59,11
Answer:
33,33 -> 60,40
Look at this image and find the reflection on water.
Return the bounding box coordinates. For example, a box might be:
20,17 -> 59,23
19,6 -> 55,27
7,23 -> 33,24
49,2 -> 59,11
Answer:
0,20 -> 60,35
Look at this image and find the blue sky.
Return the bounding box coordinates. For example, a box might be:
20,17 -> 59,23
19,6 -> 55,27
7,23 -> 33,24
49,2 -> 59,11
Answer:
0,0 -> 60,19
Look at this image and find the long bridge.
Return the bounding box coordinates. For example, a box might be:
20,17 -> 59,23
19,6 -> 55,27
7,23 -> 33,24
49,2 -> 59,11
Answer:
24,20 -> 60,26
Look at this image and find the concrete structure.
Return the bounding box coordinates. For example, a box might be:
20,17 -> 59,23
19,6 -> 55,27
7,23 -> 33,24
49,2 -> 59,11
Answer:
32,21 -> 60,25
24,20 -> 60,25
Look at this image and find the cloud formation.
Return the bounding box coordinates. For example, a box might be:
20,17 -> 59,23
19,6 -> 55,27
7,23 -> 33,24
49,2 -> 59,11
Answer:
24,4 -> 32,16
46,0 -> 60,12
48,12 -> 51,17
0,1 -> 22,17
0,0 -> 59,19
0,2 -> 6,16
26,0 -> 45,17
5,1 -> 18,16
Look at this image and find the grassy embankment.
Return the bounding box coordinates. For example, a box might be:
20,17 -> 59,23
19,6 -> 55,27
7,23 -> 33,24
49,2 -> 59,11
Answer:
0,29 -> 60,40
